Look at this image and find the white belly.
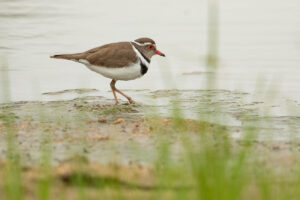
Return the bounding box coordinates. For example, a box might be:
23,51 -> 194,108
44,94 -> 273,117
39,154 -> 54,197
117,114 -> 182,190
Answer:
79,59 -> 143,81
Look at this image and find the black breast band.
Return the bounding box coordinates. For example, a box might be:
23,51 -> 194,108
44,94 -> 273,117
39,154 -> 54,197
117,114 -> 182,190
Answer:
140,60 -> 148,75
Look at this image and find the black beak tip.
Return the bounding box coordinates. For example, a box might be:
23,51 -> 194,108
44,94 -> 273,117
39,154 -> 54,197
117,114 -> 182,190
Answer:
161,53 -> 166,57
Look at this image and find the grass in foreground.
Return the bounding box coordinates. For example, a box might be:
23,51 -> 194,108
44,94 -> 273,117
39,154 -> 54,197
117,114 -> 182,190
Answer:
1,105 -> 300,200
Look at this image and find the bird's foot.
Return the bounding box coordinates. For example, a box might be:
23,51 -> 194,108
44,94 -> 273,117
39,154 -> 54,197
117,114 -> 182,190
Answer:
128,98 -> 136,104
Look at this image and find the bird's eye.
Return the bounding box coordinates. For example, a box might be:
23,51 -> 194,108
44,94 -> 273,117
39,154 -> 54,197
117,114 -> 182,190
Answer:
148,45 -> 154,50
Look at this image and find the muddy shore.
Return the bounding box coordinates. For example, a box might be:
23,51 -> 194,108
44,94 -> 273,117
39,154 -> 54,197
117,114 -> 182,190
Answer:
0,89 -> 298,165
0,89 -> 300,199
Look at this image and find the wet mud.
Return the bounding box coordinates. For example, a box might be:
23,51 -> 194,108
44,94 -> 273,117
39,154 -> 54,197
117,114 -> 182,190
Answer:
0,89 -> 299,167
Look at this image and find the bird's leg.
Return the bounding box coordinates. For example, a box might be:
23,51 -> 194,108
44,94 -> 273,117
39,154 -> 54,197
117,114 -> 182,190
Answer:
115,88 -> 136,104
110,80 -> 119,105
111,80 -> 135,104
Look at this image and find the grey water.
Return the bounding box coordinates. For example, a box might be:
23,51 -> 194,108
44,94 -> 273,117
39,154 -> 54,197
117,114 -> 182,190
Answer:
0,0 -> 300,139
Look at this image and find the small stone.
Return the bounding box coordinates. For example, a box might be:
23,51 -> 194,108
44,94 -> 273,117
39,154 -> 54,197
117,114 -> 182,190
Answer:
87,119 -> 94,124
163,118 -> 169,123
113,118 -> 124,124
272,146 -> 280,151
98,117 -> 107,123
95,136 -> 109,141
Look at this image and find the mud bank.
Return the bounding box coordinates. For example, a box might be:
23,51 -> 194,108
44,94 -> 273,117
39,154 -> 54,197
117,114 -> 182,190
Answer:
0,92 -> 227,166
0,89 -> 299,166
1,89 -> 300,199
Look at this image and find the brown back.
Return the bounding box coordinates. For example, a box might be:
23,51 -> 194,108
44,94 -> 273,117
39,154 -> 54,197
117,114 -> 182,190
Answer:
51,42 -> 138,68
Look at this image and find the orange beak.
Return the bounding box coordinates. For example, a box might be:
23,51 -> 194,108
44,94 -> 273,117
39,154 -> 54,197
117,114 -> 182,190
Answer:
155,50 -> 165,57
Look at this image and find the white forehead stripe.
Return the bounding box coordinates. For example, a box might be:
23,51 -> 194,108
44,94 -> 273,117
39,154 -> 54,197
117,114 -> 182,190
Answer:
132,41 -> 155,46
143,42 -> 154,45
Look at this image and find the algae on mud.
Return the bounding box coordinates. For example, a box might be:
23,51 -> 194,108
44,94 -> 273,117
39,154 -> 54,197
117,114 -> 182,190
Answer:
0,92 -> 228,166
0,89 -> 299,167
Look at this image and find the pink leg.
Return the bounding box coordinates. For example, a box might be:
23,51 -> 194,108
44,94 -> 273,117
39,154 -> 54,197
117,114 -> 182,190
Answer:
110,80 -> 119,105
110,80 -> 135,104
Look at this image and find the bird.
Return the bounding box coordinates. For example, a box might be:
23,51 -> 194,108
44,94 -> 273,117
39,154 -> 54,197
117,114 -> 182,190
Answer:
50,37 -> 165,105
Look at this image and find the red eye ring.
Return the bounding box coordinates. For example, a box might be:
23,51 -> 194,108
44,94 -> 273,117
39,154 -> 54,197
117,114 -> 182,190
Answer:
148,45 -> 154,50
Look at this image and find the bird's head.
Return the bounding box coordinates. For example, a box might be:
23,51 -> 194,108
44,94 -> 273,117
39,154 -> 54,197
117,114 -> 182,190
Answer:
132,37 -> 165,61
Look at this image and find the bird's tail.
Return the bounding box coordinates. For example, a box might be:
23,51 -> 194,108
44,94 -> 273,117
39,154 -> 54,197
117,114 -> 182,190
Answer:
50,53 -> 83,60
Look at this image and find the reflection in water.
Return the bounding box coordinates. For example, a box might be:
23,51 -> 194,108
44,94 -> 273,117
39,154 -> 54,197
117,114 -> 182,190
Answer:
0,60 -> 11,103
206,0 -> 219,69
39,88 -> 300,141
146,89 -> 300,141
